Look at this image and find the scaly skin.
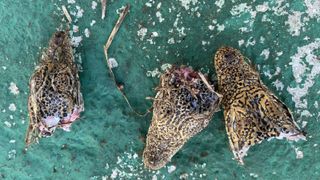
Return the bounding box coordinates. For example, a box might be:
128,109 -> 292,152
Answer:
214,47 -> 306,164
26,31 -> 84,146
143,66 -> 221,170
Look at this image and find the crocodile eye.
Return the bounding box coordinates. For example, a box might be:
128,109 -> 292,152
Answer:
54,31 -> 65,46
224,52 -> 234,62
224,53 -> 231,59
55,31 -> 65,38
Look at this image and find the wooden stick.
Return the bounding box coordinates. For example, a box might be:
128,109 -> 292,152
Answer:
104,5 -> 129,51
62,5 -> 72,23
103,4 -> 150,116
198,72 -> 223,111
101,0 -> 107,19
198,72 -> 215,92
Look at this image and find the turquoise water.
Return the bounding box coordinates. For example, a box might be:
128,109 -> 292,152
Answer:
0,0 -> 319,179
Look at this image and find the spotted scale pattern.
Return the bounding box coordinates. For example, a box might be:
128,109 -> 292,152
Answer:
26,31 -> 84,146
214,47 -> 306,164
143,66 -> 221,170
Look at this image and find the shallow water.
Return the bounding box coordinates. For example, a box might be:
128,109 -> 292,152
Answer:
0,0 -> 319,179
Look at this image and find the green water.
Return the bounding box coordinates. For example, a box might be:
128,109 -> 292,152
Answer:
0,0 -> 319,179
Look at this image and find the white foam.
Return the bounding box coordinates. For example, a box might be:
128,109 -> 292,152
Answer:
8,103 -> 16,111
260,48 -> 270,60
151,32 -> 159,37
230,3 -> 251,16
146,68 -> 161,78
107,58 -> 118,68
301,110 -> 312,117
179,0 -> 198,10
9,82 -> 19,95
285,11 -> 303,36
152,175 -> 157,180
238,39 -> 245,47
160,63 -> 172,71
4,121 -> 12,128
133,153 -> 138,159
277,51 -> 283,56
90,20 -> 96,26
270,0 -> 288,16
145,2 -> 152,7
180,173 -> 189,179
246,37 -> 256,47
295,148 -> 304,159
73,25 -> 79,33
91,1 -> 97,9
76,6 -> 84,18
168,38 -> 175,44
287,39 -> 320,108
304,0 -> 320,19
217,24 -> 225,32
272,79 -> 284,91
67,0 -> 76,4
156,2 -> 161,9
167,165 -> 176,173
8,149 -> 16,159
215,0 -> 224,9
156,11 -> 164,23
84,28 -> 90,38
256,2 -> 269,12
301,121 -> 308,128
71,36 -> 83,47
249,173 -> 259,178
260,36 -> 265,44
110,168 -> 118,179
137,27 -> 147,41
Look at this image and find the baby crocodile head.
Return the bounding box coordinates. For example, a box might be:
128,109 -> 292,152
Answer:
143,66 -> 221,170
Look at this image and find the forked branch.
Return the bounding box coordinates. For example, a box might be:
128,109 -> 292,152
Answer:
103,4 -> 150,116
62,5 -> 72,23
